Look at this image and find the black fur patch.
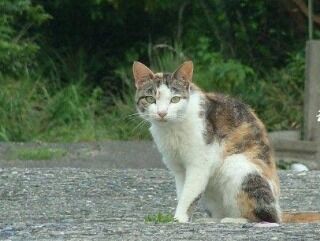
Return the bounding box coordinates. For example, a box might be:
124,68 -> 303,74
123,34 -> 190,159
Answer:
256,142 -> 271,163
203,94 -> 256,143
242,173 -> 274,204
255,208 -> 279,223
242,173 -> 279,222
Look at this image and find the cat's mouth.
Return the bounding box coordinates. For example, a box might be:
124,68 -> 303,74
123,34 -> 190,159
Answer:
156,118 -> 168,122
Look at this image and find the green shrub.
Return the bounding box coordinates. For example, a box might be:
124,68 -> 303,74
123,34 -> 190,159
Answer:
0,75 -> 43,141
0,73 -> 103,142
193,37 -> 261,101
0,0 -> 309,142
0,0 -> 50,76
262,52 -> 305,131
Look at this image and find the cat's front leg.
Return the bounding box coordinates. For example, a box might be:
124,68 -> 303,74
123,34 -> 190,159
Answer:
174,171 -> 185,201
174,165 -> 210,223
163,159 -> 185,201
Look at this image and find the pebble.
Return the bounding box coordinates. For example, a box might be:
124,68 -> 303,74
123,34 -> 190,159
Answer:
291,163 -> 309,172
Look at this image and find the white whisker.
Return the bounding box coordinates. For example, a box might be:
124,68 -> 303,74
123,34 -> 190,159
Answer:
131,119 -> 149,134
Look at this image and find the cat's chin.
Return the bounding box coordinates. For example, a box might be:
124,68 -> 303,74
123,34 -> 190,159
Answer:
152,118 -> 168,124
151,118 -> 183,125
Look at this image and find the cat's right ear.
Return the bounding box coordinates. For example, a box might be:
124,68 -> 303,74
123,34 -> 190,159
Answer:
172,61 -> 193,83
132,61 -> 155,88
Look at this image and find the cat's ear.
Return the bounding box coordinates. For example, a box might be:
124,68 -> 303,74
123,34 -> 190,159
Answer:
172,61 -> 193,82
132,61 -> 155,88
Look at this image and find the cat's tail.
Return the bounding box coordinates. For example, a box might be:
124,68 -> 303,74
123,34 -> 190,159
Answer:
281,212 -> 320,223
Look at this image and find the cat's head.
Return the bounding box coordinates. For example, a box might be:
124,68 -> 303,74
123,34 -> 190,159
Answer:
133,61 -> 194,124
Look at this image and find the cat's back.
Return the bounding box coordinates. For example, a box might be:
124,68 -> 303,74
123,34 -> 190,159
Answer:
203,92 -> 281,221
204,92 -> 278,176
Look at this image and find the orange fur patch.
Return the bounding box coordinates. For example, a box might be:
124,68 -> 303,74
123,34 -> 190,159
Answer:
237,191 -> 259,221
223,122 -> 252,158
282,212 -> 320,223
223,119 -> 280,197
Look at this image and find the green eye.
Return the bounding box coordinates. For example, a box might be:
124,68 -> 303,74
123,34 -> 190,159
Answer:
145,96 -> 155,103
171,96 -> 181,103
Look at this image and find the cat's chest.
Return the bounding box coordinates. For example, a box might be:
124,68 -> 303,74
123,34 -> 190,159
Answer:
150,121 -> 216,165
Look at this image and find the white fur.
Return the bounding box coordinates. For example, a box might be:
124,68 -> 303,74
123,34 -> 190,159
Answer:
156,84 -> 171,114
203,154 -> 258,219
141,84 -> 189,123
144,85 -> 263,223
150,88 -> 223,222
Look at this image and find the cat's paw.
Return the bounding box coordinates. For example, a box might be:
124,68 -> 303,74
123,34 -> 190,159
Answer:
174,214 -> 189,223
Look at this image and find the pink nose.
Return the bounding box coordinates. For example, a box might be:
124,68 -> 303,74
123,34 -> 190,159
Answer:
157,111 -> 167,118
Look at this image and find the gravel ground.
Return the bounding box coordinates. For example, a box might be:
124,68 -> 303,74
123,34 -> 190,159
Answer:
0,168 -> 319,240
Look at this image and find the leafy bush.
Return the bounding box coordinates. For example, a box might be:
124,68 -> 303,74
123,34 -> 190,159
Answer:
262,52 -> 305,131
0,1 -> 310,142
0,70 -> 150,142
193,37 -> 259,95
0,37 -> 305,142
0,73 -> 102,141
34,0 -> 311,86
0,0 -> 50,76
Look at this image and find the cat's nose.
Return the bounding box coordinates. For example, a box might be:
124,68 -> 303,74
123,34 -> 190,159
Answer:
157,111 -> 167,118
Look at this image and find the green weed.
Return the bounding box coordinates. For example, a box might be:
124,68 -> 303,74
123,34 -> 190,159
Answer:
9,147 -> 66,160
144,213 -> 175,224
277,160 -> 292,170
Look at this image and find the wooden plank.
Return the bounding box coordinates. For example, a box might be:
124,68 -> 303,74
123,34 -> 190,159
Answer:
272,139 -> 317,153
304,40 -> 320,145
271,137 -> 319,168
304,40 -> 320,161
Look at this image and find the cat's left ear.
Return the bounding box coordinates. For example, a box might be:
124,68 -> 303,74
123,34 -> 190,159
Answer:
172,61 -> 193,82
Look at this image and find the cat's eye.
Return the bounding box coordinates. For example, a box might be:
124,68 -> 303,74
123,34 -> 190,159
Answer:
145,96 -> 155,103
171,96 -> 181,103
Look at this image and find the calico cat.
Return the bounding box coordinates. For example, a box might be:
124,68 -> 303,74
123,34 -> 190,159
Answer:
132,60 -> 319,223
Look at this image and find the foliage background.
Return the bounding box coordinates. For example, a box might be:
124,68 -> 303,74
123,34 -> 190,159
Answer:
0,0 -> 319,142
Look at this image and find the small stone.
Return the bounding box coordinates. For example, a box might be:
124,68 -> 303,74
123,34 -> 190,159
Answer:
291,163 -> 309,172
